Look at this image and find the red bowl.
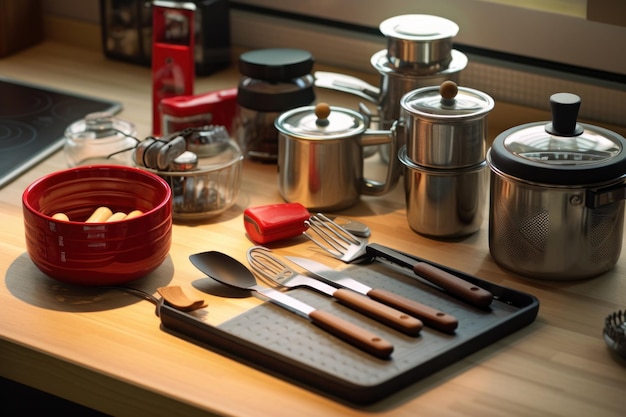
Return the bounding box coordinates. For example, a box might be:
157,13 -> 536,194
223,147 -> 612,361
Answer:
22,165 -> 172,285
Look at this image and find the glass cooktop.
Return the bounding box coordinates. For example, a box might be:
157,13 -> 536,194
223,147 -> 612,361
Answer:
0,77 -> 121,188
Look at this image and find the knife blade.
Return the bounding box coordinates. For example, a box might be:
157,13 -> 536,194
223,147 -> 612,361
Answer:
287,256 -> 459,333
364,244 -> 494,308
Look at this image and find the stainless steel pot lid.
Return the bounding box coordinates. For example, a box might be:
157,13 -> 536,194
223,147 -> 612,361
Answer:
400,81 -> 494,119
488,93 -> 626,185
275,103 -> 366,141
379,14 -> 459,69
371,49 -> 468,77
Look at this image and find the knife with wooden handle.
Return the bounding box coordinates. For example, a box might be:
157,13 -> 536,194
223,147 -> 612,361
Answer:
287,256 -> 459,333
365,243 -> 494,308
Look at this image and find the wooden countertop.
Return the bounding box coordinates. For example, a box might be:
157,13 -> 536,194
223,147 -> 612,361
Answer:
1,41 -> 625,417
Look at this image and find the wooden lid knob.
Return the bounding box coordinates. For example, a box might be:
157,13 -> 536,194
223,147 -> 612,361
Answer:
439,80 -> 458,100
315,102 -> 331,126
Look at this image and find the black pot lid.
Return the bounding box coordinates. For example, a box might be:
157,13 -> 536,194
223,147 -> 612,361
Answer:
489,93 -> 626,185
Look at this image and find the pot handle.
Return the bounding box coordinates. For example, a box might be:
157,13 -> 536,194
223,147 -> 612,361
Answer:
314,71 -> 380,104
359,121 -> 401,196
586,183 -> 626,208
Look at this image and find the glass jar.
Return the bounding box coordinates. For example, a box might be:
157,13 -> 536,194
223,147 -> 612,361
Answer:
64,112 -> 138,167
235,48 -> 315,162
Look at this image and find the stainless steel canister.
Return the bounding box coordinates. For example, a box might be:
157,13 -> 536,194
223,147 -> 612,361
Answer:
314,14 -> 468,163
275,103 -> 400,211
487,93 -> 626,280
396,81 -> 493,238
400,81 -> 494,169
399,146 -> 488,237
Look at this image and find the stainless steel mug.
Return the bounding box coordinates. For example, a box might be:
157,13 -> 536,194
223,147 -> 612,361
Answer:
275,103 -> 400,211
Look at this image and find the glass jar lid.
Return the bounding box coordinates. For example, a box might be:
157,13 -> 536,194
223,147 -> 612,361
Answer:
65,112 -> 136,141
489,93 -> 626,185
400,81 -> 494,119
275,103 -> 366,141
238,48 -> 314,81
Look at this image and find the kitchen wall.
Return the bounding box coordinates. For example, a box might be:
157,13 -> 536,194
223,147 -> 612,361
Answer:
41,0 -> 625,128
42,0 -> 99,23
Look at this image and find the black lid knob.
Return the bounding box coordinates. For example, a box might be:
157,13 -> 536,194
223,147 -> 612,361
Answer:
545,92 -> 584,136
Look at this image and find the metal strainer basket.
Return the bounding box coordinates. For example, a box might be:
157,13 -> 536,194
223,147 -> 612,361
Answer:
487,93 -> 626,280
488,178 -> 624,279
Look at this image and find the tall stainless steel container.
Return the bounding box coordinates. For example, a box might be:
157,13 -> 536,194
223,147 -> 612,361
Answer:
398,81 -> 494,238
314,14 -> 468,162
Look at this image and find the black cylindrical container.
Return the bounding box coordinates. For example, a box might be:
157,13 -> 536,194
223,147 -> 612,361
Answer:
235,48 -> 315,162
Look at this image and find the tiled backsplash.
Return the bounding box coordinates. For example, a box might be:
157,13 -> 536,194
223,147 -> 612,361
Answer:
461,57 -> 625,127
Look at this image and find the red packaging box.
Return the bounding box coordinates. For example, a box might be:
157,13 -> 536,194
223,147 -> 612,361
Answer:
244,203 -> 310,244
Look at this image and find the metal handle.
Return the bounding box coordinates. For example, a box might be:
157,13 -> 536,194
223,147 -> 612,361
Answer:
359,120 -> 401,196
308,309 -> 394,359
366,288 -> 458,333
332,288 -> 423,336
313,71 -> 380,103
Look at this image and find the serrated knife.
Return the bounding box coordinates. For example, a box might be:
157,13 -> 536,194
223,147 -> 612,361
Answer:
287,256 -> 459,333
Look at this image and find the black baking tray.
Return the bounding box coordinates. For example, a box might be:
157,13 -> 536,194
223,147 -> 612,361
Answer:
159,258 -> 539,405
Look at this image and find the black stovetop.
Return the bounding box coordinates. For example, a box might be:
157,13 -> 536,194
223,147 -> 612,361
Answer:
0,78 -> 121,188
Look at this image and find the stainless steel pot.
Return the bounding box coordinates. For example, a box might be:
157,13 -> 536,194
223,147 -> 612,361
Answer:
314,14 -> 467,163
399,146 -> 488,237
275,103 -> 399,211
400,81 -> 494,169
487,93 -> 626,280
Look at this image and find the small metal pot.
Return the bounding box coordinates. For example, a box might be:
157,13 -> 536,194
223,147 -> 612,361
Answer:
399,146 -> 488,238
487,93 -> 626,280
275,103 -> 399,211
400,81 -> 494,169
